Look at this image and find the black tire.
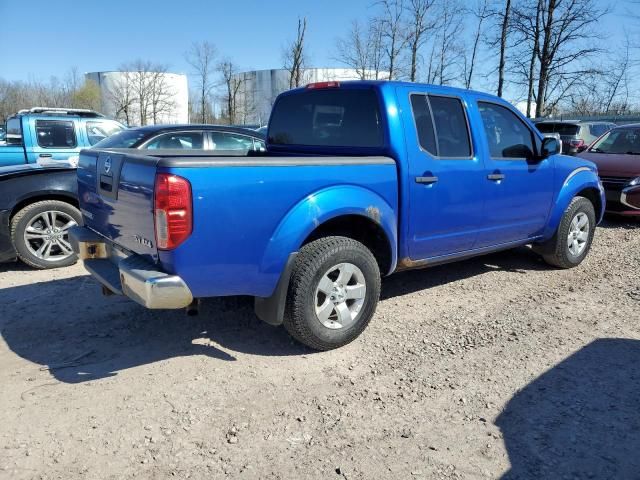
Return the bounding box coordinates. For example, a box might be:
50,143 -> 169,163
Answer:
284,236 -> 381,351
11,200 -> 82,269
535,196 -> 596,269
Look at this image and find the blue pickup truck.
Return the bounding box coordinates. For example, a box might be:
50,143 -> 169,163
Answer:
0,108 -> 124,167
70,81 -> 605,350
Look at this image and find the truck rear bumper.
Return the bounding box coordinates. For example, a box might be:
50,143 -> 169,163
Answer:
69,226 -> 193,309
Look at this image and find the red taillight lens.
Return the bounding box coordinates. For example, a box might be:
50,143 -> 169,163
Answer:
154,173 -> 192,250
570,139 -> 585,147
306,81 -> 340,89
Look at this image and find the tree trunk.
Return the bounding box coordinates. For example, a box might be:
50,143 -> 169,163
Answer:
535,0 -> 555,117
497,0 -> 512,97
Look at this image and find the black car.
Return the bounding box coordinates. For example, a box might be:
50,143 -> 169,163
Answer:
93,124 -> 266,152
0,164 -> 81,269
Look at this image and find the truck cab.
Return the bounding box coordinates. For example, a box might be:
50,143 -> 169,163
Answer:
0,108 -> 125,167
71,81 -> 605,351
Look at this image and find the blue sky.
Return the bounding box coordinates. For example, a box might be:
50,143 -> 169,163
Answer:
0,0 -> 636,92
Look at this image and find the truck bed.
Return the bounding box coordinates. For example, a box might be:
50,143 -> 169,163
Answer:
77,150 -> 399,299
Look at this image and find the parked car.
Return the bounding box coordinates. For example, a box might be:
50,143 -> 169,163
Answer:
534,120 -> 616,155
0,108 -> 125,167
0,162 -> 81,269
70,80 -> 604,351
0,126 -> 6,144
577,124 -> 640,217
93,124 -> 265,153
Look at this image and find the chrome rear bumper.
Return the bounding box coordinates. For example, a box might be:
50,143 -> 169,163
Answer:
69,226 -> 193,309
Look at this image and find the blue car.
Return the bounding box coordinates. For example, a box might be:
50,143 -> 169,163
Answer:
71,81 -> 605,350
0,108 -> 124,167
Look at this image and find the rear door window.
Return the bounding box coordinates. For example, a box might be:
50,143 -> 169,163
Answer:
428,96 -> 472,157
35,120 -> 76,148
410,94 -> 437,156
144,132 -> 204,149
269,88 -> 383,148
210,131 -> 255,152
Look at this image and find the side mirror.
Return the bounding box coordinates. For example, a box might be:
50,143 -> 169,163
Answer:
541,137 -> 560,158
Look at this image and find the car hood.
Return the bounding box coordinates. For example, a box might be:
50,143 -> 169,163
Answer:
577,151 -> 640,178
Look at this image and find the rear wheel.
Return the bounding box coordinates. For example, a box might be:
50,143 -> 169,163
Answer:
284,236 -> 381,351
535,196 -> 596,269
11,200 -> 81,269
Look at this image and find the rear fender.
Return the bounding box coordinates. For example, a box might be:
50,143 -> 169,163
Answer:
541,167 -> 605,240
262,185 -> 398,281
254,185 -> 397,326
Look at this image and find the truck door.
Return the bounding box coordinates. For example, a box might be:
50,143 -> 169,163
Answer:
474,101 -> 554,247
28,118 -> 82,163
398,88 -> 486,260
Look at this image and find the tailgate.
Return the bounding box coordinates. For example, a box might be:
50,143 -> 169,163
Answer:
77,149 -> 159,262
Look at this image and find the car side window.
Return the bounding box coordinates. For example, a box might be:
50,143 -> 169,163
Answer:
478,102 -> 535,160
210,132 -> 255,152
144,132 -> 204,150
410,94 -> 437,156
428,96 -> 472,157
35,120 -> 76,148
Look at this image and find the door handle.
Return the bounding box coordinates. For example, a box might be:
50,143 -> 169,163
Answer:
487,173 -> 505,181
415,176 -> 439,184
39,154 -> 52,158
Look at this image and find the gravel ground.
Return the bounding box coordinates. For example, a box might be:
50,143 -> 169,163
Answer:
1,218 -> 639,480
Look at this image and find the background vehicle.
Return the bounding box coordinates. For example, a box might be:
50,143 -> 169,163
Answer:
94,125 -> 265,153
71,81 -> 605,351
535,120 -> 616,155
0,163 -> 81,269
0,108 -> 125,167
0,126 -> 5,144
578,124 -> 640,217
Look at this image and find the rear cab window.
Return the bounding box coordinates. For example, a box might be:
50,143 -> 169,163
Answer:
35,120 -> 76,148
268,87 -> 384,148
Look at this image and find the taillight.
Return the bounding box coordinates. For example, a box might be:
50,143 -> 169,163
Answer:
154,173 -> 192,250
570,139 -> 585,147
306,81 -> 340,89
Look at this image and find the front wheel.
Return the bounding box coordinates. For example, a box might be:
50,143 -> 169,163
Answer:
284,236 -> 381,351
535,196 -> 596,269
11,200 -> 82,269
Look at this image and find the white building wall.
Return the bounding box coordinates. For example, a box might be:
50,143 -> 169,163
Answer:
86,71 -> 189,125
234,68 -> 386,126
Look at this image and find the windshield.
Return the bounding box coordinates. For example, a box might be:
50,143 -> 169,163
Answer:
93,129 -> 147,148
535,122 -> 580,135
86,120 -> 125,146
269,88 -> 383,148
590,127 -> 640,155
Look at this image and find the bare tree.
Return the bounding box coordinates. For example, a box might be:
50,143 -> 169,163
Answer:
404,0 -> 436,82
218,59 -> 243,124
496,0 -> 512,97
106,71 -> 135,125
378,0 -> 407,80
283,17 -> 308,88
533,0 -> 606,117
185,41 -> 217,123
464,0 -> 491,89
426,0 -> 464,85
334,19 -> 387,79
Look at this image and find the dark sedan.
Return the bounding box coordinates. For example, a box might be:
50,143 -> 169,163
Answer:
578,124 -> 640,217
93,124 -> 265,153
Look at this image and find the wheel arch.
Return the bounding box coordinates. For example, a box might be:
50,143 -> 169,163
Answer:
10,192 -> 79,221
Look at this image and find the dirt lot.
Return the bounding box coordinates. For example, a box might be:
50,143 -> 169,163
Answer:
1,218 -> 639,480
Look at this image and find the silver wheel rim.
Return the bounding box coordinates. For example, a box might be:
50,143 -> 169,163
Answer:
23,210 -> 77,262
567,212 -> 590,257
314,262 -> 367,330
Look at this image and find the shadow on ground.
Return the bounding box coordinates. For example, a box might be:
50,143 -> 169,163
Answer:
498,339 -> 640,479
0,245 -> 551,384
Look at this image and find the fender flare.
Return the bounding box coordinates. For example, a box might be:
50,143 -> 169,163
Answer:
541,167 -> 605,240
254,185 -> 398,326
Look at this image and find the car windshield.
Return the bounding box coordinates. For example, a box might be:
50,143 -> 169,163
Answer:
590,127 -> 640,155
93,129 -> 147,148
535,122 -> 580,135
